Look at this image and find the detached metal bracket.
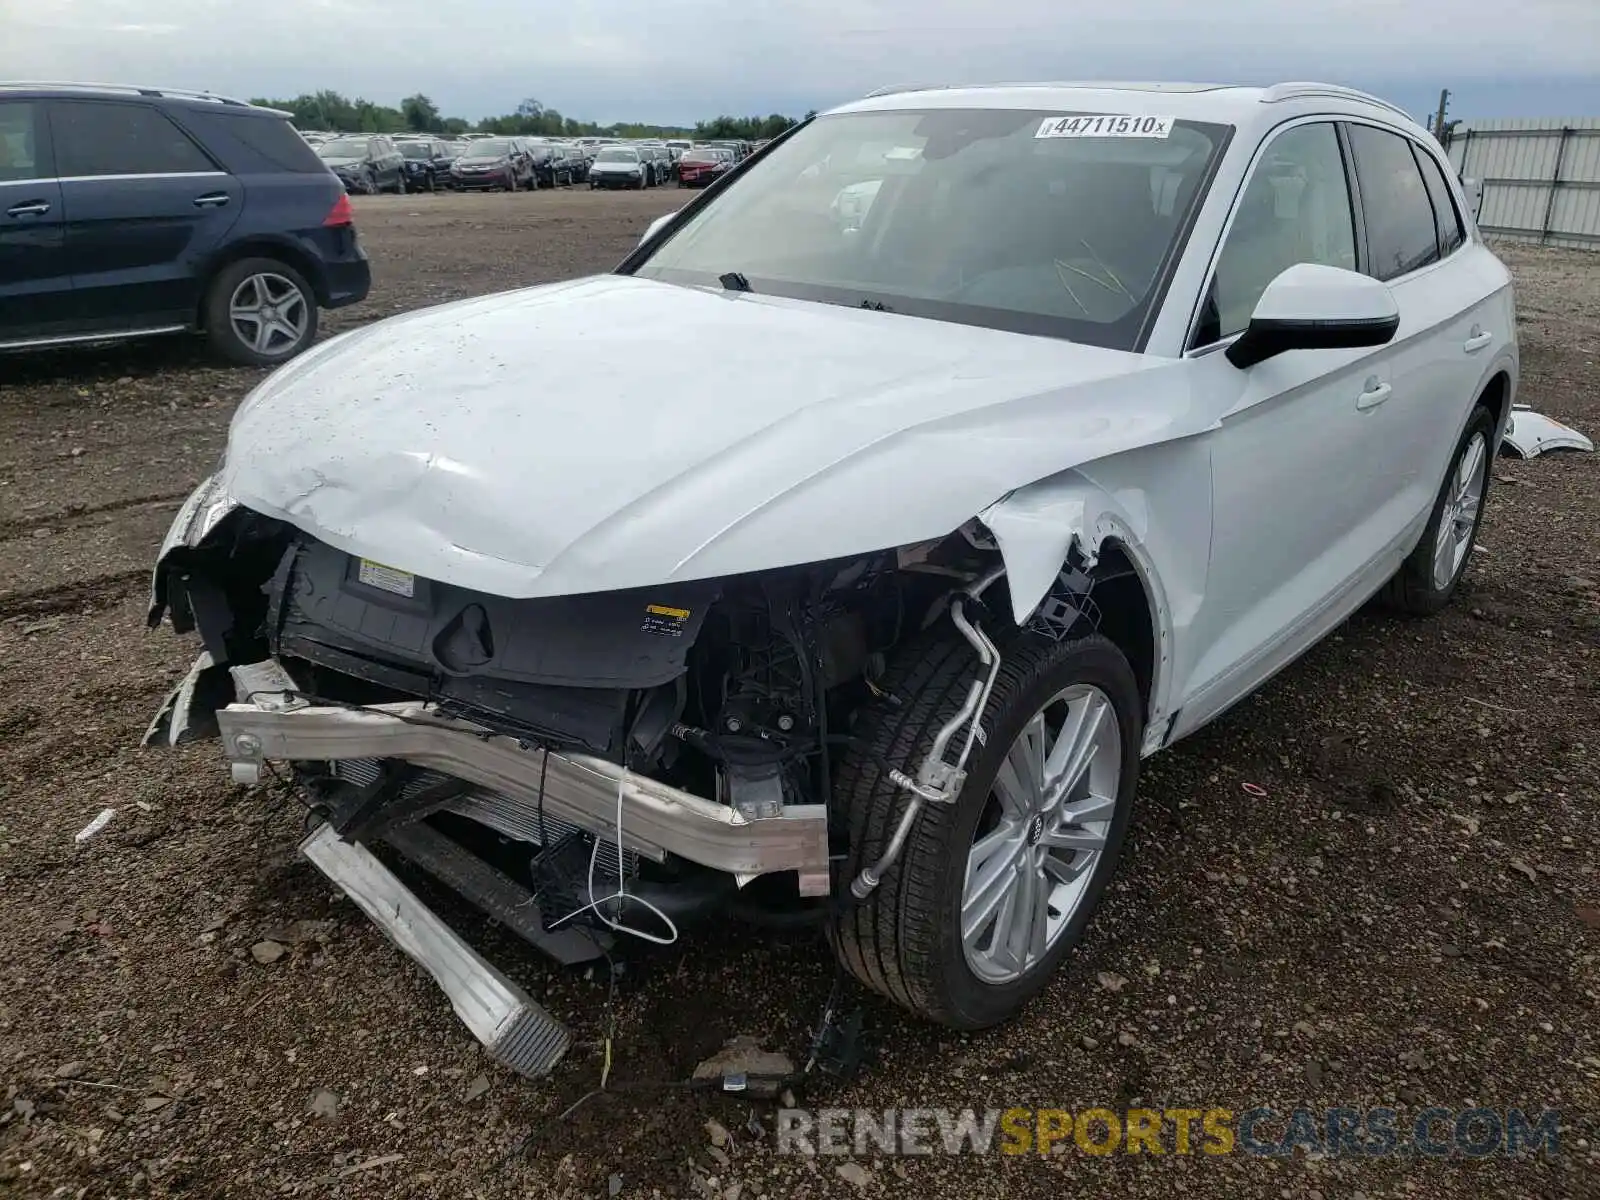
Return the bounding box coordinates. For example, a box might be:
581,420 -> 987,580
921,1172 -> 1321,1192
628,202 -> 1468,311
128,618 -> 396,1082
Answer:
300,824 -> 572,1077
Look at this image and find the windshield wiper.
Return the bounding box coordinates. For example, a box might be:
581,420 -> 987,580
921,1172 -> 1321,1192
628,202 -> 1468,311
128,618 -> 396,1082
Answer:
719,271 -> 752,292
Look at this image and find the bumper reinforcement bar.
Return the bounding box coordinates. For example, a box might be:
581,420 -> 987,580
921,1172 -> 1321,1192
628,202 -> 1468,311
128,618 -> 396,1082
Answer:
218,699 -> 831,897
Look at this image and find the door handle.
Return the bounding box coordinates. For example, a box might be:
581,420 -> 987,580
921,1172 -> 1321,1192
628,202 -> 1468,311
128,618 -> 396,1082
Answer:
1463,329 -> 1494,353
5,200 -> 50,217
1356,380 -> 1393,411
192,192 -> 231,208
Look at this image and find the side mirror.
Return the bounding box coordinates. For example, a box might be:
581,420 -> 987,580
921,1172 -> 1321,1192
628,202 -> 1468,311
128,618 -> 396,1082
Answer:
1226,263 -> 1400,369
640,210 -> 680,246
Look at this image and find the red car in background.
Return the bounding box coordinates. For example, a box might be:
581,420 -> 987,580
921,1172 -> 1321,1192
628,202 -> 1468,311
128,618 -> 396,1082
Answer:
677,148 -> 733,188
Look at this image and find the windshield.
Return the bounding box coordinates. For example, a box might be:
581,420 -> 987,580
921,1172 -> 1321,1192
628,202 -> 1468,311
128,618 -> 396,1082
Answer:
682,151 -> 721,164
466,139 -> 513,157
597,148 -> 638,163
634,108 -> 1229,349
399,142 -> 433,159
317,138 -> 368,158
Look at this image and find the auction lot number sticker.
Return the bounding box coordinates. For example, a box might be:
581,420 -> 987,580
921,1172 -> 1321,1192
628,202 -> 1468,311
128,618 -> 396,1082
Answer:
1036,115 -> 1174,139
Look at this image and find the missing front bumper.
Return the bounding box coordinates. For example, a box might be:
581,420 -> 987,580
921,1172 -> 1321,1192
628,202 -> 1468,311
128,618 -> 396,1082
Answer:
217,698 -> 832,897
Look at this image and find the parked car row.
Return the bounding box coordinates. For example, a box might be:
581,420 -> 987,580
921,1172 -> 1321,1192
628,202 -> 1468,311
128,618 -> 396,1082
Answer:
301,128 -> 765,195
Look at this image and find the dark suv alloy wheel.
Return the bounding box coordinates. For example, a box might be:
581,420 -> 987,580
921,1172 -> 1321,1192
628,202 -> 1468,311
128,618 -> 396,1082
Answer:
203,257 -> 319,367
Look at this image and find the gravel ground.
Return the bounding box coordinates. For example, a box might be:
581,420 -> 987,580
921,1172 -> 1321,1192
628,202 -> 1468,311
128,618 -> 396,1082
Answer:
1,192 -> 1596,1199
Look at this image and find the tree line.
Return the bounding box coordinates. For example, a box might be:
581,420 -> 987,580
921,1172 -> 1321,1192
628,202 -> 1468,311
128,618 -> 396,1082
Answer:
248,90 -> 811,141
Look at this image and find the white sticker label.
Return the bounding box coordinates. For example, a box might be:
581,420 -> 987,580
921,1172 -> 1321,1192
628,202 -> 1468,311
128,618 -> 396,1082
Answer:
357,558 -> 415,598
1035,115 -> 1174,140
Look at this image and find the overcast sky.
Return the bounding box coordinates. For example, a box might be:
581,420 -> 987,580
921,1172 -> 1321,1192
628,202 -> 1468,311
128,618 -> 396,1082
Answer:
9,0 -> 1600,126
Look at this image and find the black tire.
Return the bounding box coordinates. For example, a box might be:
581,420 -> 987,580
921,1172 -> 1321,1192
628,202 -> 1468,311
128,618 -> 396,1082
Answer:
360,169 -> 376,195
201,257 -> 318,367
395,173 -> 408,195
829,628 -> 1142,1030
1380,403 -> 1496,615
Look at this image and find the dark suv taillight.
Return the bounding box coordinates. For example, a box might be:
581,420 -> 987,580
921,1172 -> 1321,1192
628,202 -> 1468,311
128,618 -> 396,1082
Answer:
323,193 -> 354,227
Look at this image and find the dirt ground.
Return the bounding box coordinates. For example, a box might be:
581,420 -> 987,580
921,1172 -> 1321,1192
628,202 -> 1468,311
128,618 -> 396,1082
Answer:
1,191 -> 1596,1200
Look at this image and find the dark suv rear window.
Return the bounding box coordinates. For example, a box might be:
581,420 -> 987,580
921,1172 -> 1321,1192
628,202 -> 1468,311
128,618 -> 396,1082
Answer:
174,110 -> 328,174
51,101 -> 216,177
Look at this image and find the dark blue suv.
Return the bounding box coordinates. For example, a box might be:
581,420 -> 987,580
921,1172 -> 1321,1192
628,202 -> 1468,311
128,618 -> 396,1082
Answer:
0,83 -> 371,366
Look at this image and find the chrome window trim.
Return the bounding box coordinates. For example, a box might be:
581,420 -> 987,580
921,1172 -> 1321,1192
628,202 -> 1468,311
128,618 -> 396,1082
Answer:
56,170 -> 230,183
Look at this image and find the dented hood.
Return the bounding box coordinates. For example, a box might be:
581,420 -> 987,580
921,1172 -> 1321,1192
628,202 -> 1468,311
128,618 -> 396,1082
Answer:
224,275 -> 1204,599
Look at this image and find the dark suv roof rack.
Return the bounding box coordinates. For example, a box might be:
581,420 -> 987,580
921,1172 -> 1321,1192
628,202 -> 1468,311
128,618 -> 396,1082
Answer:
0,81 -> 274,110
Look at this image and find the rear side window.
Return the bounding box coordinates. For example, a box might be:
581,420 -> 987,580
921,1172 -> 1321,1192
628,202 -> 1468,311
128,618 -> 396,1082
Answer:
1413,145 -> 1466,257
0,100 -> 46,182
1346,124 -> 1440,280
50,101 -> 215,177
179,110 -> 327,173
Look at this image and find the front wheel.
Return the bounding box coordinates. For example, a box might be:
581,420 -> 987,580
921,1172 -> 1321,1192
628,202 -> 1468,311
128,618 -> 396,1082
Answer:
829,629 -> 1142,1029
1381,404 -> 1496,614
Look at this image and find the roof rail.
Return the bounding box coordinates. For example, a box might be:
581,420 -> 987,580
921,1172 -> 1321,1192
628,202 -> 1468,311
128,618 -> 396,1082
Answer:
1260,82 -> 1412,122
0,81 -> 261,108
863,83 -> 954,99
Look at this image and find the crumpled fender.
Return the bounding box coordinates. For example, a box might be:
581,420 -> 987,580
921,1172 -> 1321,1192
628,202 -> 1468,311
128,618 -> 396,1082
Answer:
979,438 -> 1214,749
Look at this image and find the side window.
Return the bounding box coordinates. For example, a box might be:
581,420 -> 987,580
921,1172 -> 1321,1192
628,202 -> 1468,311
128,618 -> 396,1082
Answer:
51,101 -> 215,177
1202,122 -> 1357,343
0,101 -> 44,182
1413,144 -> 1466,257
1346,124 -> 1440,281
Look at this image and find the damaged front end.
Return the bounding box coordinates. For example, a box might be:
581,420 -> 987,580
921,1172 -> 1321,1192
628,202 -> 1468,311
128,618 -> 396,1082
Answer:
146,483 -> 1017,1074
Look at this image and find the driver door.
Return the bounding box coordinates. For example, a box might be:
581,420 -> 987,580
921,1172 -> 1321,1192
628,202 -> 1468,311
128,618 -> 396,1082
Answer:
1174,119 -> 1409,735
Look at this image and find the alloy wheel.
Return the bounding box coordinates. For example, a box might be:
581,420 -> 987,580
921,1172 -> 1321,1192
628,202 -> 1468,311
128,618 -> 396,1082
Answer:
961,684 -> 1121,984
1432,431 -> 1487,589
229,273 -> 309,358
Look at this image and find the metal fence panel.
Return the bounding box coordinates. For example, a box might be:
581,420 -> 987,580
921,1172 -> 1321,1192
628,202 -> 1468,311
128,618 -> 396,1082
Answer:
1448,118 -> 1600,250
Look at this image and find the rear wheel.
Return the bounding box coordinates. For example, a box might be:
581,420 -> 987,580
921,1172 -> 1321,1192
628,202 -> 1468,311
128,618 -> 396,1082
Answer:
203,258 -> 318,367
1381,404 -> 1495,615
829,629 -> 1142,1029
